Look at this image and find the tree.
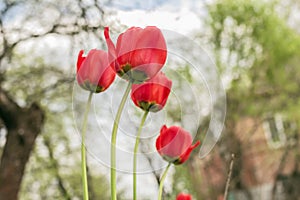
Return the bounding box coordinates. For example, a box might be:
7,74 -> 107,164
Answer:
0,0 -> 119,199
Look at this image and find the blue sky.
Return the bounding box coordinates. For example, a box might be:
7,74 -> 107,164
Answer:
105,0 -> 181,11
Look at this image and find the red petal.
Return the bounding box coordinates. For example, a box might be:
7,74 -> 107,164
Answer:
159,126 -> 192,158
156,125 -> 167,154
104,27 -> 110,39
156,134 -> 162,153
104,27 -> 118,71
77,49 -> 116,92
176,193 -> 192,200
114,26 -> 167,80
160,125 -> 168,134
130,72 -> 172,111
178,140 -> 200,164
130,26 -> 167,77
77,50 -> 85,72
116,27 -> 143,66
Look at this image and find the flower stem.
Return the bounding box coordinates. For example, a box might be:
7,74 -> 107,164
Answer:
81,91 -> 93,200
133,110 -> 149,200
158,163 -> 171,200
111,82 -> 132,200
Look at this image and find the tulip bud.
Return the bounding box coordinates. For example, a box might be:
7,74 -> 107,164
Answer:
76,49 -> 116,93
131,72 -> 172,112
176,193 -> 193,200
156,125 -> 200,164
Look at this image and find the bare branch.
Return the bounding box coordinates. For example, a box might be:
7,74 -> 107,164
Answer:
140,140 -> 161,186
224,154 -> 235,200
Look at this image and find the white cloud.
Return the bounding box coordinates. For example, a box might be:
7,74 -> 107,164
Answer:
116,9 -> 202,35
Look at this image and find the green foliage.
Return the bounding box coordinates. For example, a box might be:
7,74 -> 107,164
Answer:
208,0 -> 300,125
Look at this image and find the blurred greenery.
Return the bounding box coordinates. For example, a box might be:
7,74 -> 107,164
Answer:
209,0 -> 300,122
187,0 -> 300,199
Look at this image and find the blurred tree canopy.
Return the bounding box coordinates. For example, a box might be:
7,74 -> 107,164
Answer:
208,0 -> 300,121
0,0 -> 122,199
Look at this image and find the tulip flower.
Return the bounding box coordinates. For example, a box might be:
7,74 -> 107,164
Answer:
176,193 -> 193,200
104,26 -> 167,83
156,125 -> 200,165
131,72 -> 172,112
77,49 -> 116,93
76,48 -> 116,200
157,127 -> 199,200
131,72 -> 172,199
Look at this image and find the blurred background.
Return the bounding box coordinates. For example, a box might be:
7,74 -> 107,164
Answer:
0,0 -> 300,199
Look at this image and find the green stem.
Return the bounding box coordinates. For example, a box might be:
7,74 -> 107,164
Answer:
111,82 -> 132,200
133,110 -> 149,200
81,91 -> 93,200
158,163 -> 171,200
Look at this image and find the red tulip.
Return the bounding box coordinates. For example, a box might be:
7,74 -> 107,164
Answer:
104,26 -> 167,83
131,72 -> 172,112
176,193 -> 192,200
156,125 -> 200,164
76,49 -> 116,93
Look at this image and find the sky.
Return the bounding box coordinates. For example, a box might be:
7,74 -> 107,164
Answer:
105,0 -> 207,35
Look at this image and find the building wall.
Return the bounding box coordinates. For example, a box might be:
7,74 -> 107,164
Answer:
192,117 -> 299,199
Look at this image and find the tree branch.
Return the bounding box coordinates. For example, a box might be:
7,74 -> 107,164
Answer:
0,88 -> 21,129
224,154 -> 235,200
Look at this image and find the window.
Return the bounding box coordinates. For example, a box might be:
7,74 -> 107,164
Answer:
263,114 -> 286,149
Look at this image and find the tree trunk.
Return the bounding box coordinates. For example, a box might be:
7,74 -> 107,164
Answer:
0,89 -> 44,200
